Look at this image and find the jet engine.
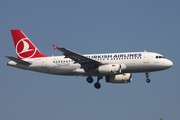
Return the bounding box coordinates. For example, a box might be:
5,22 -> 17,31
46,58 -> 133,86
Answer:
106,73 -> 132,83
98,64 -> 126,75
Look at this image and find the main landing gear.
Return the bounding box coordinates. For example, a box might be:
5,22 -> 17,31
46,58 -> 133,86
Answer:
86,76 -> 102,89
86,76 -> 93,83
145,72 -> 151,83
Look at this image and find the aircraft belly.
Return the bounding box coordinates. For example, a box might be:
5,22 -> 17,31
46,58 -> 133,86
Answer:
124,61 -> 158,73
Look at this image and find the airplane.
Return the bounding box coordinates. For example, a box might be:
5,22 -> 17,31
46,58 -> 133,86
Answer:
6,30 -> 173,89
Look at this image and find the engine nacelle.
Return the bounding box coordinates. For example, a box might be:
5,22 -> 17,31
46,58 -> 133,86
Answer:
106,73 -> 132,83
98,64 -> 126,75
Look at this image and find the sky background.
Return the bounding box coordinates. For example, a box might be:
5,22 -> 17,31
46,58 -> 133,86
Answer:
0,0 -> 180,120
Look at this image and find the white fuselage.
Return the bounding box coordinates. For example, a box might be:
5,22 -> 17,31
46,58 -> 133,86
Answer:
7,51 -> 173,76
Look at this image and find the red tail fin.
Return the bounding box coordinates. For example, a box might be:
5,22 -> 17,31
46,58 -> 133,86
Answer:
11,30 -> 46,59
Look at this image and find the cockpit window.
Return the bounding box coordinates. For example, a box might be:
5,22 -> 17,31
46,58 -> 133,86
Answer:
156,56 -> 165,59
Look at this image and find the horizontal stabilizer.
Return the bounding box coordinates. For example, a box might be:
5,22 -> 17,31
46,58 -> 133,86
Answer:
6,56 -> 31,65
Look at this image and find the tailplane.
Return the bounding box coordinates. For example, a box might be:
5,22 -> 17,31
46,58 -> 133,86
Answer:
11,30 -> 46,59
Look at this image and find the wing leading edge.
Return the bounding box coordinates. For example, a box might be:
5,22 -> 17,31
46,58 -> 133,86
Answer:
53,45 -> 101,68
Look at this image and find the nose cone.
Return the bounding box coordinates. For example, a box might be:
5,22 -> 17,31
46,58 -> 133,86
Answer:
166,60 -> 173,68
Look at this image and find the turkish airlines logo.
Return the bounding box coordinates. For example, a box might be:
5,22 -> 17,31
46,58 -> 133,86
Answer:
16,38 -> 37,59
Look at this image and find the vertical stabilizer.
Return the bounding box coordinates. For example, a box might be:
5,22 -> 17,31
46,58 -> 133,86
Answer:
11,30 -> 46,59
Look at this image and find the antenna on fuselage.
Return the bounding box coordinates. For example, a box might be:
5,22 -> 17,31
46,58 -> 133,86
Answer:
144,50 -> 146,52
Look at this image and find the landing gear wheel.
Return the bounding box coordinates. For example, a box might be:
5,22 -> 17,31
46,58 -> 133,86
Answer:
86,76 -> 93,83
146,79 -> 151,83
94,82 -> 101,89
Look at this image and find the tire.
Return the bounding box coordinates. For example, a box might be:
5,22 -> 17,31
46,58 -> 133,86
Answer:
94,82 -> 101,89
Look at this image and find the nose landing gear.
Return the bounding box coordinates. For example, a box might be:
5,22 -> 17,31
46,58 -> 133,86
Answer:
145,72 -> 151,83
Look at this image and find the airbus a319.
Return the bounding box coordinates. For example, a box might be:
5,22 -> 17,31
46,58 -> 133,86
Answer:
6,30 -> 173,89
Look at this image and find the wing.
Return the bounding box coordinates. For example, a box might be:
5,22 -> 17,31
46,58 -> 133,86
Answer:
53,45 -> 101,68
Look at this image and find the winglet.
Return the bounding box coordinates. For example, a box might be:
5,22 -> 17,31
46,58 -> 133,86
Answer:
52,45 -> 58,50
